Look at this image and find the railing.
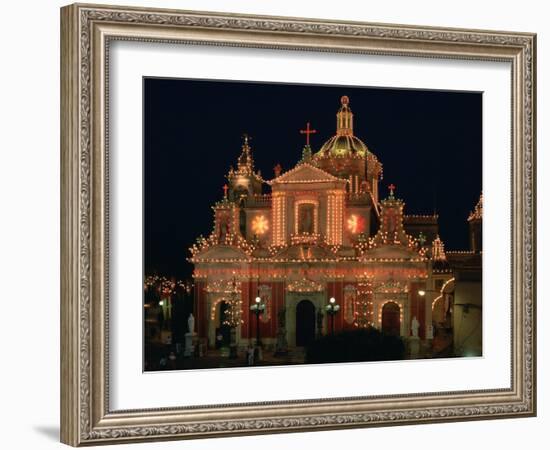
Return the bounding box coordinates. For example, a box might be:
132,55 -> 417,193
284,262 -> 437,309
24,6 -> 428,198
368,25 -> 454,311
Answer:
346,192 -> 370,205
244,194 -> 271,207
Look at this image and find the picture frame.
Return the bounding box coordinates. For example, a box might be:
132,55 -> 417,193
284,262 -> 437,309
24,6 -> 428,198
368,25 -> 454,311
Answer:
60,3 -> 536,446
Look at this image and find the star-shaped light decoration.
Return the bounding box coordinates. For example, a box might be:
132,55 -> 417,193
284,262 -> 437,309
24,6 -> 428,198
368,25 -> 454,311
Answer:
347,214 -> 366,234
251,215 -> 269,235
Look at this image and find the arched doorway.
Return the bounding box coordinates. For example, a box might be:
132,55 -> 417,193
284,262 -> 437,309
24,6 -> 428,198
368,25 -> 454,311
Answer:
296,300 -> 316,347
215,301 -> 231,348
381,302 -> 400,336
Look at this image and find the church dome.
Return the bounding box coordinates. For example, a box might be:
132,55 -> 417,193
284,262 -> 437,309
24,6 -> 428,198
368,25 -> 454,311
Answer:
313,96 -> 372,160
317,134 -> 369,158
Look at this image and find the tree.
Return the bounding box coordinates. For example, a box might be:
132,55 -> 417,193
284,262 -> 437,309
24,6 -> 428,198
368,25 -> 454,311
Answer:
305,327 -> 405,364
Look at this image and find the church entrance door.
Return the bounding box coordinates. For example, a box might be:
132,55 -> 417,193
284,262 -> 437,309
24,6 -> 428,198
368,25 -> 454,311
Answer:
381,302 -> 400,336
296,300 -> 316,347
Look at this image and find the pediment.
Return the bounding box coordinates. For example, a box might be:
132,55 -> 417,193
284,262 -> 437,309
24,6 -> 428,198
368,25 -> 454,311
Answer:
193,245 -> 250,261
268,163 -> 341,185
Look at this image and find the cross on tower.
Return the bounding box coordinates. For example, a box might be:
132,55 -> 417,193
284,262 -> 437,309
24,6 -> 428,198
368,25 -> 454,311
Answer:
222,184 -> 229,199
388,184 -> 396,195
299,122 -> 317,146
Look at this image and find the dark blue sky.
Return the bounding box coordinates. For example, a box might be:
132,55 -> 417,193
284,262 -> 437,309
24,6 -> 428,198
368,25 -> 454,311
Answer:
144,78 -> 482,279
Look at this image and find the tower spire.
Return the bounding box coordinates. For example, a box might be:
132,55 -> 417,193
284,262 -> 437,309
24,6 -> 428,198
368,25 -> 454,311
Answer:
336,95 -> 354,136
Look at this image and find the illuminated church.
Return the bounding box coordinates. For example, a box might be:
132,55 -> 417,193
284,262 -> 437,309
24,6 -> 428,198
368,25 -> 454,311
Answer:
190,96 -> 482,353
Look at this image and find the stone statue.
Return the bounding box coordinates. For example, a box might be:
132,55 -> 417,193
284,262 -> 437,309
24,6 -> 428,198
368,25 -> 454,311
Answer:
411,316 -> 420,338
184,313 -> 197,357
187,313 -> 195,335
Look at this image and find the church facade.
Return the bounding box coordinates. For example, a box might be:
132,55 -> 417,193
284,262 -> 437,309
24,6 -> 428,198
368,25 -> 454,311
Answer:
189,96 -> 481,352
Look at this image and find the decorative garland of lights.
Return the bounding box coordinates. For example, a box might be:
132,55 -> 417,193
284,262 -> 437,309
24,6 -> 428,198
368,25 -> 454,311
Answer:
374,280 -> 409,294
204,279 -> 242,294
223,277 -> 244,327
192,267 -> 429,280
432,235 -> 447,261
289,232 -> 321,245
191,254 -> 430,265
377,299 -> 404,329
431,294 -> 443,310
403,214 -> 439,221
271,191 -> 286,246
190,230 -> 256,258
440,277 -> 455,293
267,162 -> 343,185
286,278 -> 324,293
210,297 -> 227,321
143,275 -> 192,296
354,278 -> 374,328
227,135 -> 264,184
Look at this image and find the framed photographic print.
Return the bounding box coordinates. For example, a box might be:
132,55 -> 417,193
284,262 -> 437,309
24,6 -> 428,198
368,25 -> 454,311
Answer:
60,3 -> 536,446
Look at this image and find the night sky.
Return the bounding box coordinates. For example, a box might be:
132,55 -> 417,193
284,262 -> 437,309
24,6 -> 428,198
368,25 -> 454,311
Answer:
144,78 -> 482,279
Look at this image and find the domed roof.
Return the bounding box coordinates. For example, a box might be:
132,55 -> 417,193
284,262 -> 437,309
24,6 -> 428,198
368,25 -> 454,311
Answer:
313,96 -> 373,160
317,134 -> 369,158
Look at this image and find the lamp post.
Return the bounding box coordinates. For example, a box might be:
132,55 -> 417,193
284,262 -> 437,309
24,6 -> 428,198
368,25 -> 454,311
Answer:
325,297 -> 340,335
250,295 -> 266,347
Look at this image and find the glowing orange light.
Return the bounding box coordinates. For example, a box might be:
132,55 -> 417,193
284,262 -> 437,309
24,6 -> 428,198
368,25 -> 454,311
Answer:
252,215 -> 269,235
347,214 -> 365,234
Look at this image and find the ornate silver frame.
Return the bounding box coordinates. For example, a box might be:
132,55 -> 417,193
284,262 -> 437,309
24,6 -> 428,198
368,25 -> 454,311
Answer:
60,3 -> 536,446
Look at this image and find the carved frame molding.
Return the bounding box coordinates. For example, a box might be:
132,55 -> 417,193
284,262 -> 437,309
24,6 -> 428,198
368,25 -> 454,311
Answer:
61,3 -> 536,446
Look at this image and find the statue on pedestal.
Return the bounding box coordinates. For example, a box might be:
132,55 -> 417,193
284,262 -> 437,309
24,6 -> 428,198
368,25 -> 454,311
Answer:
187,313 -> 195,335
411,316 -> 420,338
184,313 -> 197,357
408,316 -> 421,358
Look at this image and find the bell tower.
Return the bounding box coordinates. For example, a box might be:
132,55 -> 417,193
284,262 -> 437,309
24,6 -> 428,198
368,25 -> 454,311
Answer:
227,134 -> 263,202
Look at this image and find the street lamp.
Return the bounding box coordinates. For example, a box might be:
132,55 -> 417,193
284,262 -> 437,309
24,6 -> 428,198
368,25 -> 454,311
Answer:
418,289 -> 441,297
325,297 -> 340,335
250,295 -> 266,347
